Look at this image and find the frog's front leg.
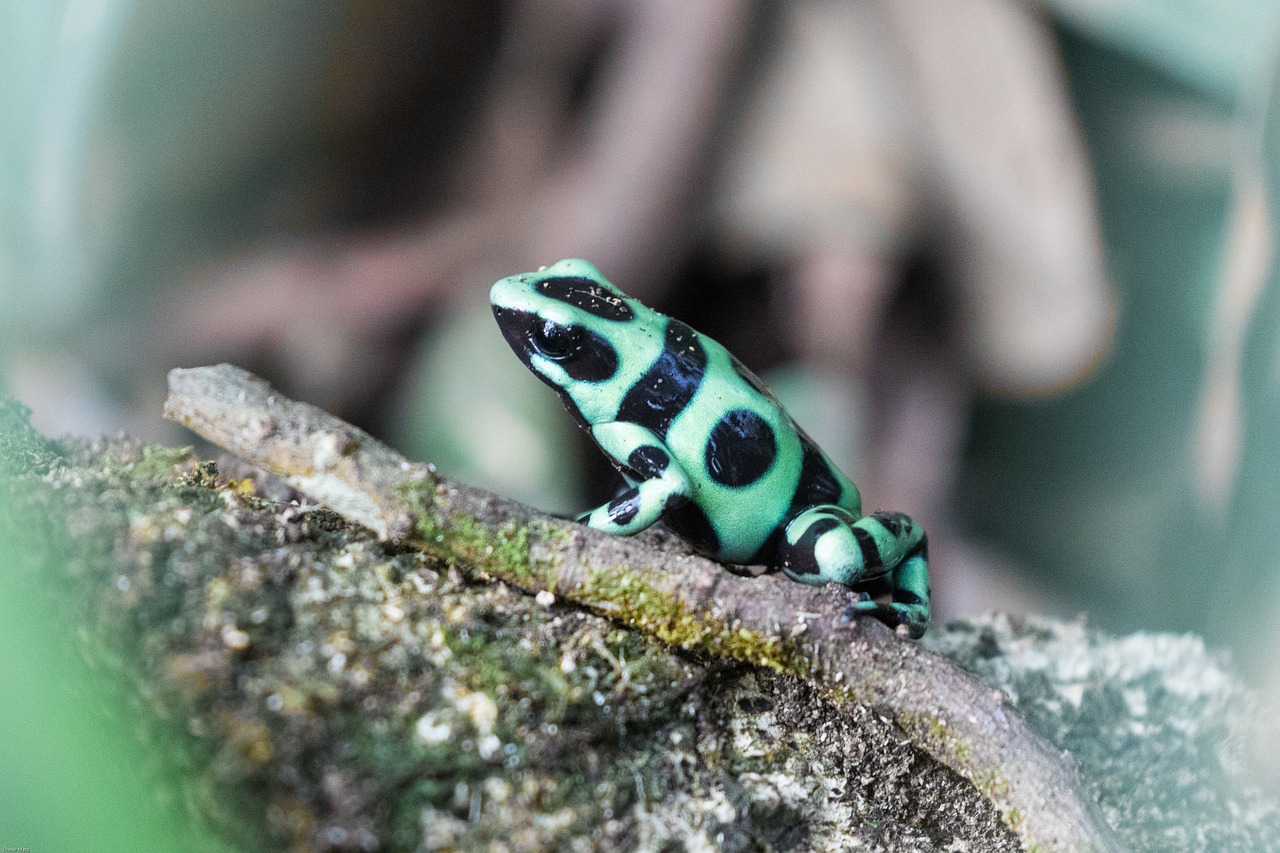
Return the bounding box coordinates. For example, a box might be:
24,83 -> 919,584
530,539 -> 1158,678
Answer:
577,422 -> 692,536
779,507 -> 930,638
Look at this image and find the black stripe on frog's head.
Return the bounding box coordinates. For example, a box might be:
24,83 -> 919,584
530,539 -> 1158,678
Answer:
535,276 -> 635,322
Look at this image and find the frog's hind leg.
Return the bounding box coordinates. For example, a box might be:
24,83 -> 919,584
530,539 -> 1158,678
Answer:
843,524 -> 929,639
779,508 -> 930,638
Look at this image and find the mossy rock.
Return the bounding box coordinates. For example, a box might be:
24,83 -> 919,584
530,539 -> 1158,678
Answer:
2,404 -> 1276,850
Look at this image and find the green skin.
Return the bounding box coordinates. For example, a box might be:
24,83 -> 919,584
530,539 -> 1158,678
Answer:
490,259 -> 930,637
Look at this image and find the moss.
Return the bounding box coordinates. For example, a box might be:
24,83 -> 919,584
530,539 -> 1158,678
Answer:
962,766 -> 1021,843
896,710 -> 974,767
0,398 -> 60,475
398,479 -> 443,543
397,470 -> 810,678
357,597 -> 697,849
404,490 -> 813,678
402,481 -> 561,592
4,424 -> 1028,851
0,427 -> 244,848
248,503 -> 708,848
891,709 -> 1040,841
853,705 -> 1019,847
969,767 -> 1012,800
0,413 -> 1017,848
577,564 -> 811,675
448,516 -> 539,583
130,445 -> 200,482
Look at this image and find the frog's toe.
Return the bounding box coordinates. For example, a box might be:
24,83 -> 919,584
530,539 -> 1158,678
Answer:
892,603 -> 929,639
838,599 -> 884,626
839,600 -> 929,640
837,600 -> 876,627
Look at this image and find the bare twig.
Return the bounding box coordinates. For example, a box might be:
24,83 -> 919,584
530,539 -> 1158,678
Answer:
165,364 -> 1122,852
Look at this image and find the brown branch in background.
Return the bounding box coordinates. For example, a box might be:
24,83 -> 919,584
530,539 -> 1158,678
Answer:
164,364 -> 1122,852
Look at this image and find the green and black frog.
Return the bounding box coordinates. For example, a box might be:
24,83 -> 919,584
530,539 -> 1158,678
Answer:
491,259 -> 930,637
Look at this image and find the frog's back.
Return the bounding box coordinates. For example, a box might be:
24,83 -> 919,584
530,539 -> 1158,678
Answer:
640,327 -> 861,564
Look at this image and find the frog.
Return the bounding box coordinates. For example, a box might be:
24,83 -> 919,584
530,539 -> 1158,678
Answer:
490,259 -> 930,637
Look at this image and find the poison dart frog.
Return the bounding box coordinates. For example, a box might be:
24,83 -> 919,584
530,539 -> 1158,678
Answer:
490,259 -> 930,637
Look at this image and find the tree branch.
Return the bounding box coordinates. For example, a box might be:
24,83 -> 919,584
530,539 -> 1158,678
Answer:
164,363 -> 1122,852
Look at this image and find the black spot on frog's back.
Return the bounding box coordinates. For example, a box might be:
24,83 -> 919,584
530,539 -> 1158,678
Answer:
705,408 -> 777,488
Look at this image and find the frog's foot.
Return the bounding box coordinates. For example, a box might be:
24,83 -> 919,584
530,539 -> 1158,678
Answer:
841,535 -> 929,639
780,507 -> 930,638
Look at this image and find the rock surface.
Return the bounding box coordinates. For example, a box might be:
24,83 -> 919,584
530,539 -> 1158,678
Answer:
2,401 -> 1277,851
928,613 -> 1280,851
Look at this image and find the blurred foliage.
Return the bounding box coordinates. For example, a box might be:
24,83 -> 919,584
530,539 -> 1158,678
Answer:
1223,44 -> 1280,674
1046,0 -> 1280,103
0,402 -> 216,852
0,1 -> 357,340
964,10 -> 1280,679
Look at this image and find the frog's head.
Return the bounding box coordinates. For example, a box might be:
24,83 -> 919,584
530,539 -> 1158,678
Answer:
490,259 -> 661,424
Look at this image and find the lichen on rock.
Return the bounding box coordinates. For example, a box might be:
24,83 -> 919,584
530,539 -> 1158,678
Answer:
926,614 -> 1280,851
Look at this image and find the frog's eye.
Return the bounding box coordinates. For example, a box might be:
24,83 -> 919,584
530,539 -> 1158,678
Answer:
531,320 -> 577,359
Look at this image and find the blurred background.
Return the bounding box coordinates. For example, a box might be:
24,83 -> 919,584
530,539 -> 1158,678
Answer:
3,0 -> 1280,723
